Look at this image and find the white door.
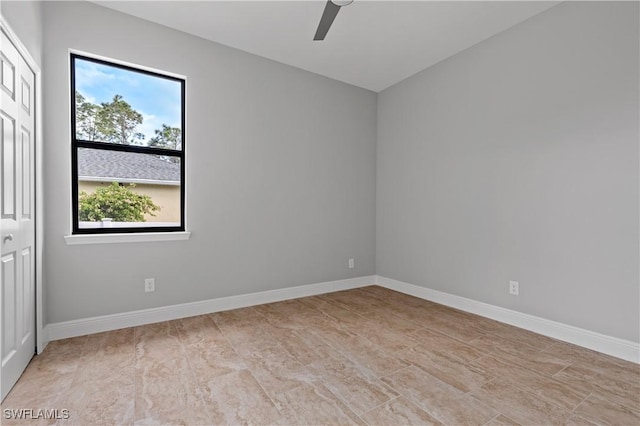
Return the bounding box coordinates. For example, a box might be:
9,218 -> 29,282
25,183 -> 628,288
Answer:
0,28 -> 36,402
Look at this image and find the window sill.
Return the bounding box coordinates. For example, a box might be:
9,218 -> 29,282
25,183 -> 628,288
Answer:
64,231 -> 191,245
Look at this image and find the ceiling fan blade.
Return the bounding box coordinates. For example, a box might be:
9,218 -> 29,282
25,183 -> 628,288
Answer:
314,0 -> 342,41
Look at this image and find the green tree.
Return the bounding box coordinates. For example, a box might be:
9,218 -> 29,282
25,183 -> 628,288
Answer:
75,91 -> 101,140
96,95 -> 145,145
79,182 -> 160,222
75,91 -> 179,151
149,124 -> 182,150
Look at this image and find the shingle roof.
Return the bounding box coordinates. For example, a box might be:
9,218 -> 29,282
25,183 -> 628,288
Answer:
78,148 -> 180,182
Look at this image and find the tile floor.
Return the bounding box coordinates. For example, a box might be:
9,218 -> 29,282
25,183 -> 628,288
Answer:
2,286 -> 639,425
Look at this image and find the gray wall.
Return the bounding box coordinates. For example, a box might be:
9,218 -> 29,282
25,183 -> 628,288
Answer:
376,1 -> 639,342
43,1 -> 376,323
1,0 -> 43,67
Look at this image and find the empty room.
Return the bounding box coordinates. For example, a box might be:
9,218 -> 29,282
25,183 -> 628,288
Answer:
0,0 -> 638,424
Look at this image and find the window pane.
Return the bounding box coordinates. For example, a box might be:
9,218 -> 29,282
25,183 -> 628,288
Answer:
77,148 -> 181,229
74,57 -> 182,149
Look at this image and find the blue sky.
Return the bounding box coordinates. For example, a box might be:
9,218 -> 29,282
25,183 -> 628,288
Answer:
75,58 -> 182,143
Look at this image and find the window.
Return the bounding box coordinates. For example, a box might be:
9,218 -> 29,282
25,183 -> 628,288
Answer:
70,54 -> 185,234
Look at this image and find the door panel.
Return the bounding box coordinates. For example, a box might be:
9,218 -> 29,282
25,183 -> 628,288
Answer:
1,112 -> 16,219
21,248 -> 32,345
1,53 -> 15,99
20,77 -> 30,113
1,253 -> 16,362
21,129 -> 31,218
0,28 -> 36,402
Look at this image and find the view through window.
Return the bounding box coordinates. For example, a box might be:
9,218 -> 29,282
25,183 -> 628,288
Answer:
71,54 -> 185,233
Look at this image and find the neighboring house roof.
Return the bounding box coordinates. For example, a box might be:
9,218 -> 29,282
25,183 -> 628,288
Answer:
78,148 -> 180,184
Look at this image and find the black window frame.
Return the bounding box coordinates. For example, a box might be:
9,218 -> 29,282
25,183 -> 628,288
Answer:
70,53 -> 186,234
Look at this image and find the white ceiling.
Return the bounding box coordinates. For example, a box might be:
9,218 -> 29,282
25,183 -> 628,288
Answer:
92,1 -> 560,92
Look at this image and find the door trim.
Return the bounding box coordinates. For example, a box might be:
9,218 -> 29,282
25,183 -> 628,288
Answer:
0,16 -> 45,354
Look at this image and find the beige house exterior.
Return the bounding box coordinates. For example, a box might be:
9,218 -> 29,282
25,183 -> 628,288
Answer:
78,149 -> 181,224
78,181 -> 180,222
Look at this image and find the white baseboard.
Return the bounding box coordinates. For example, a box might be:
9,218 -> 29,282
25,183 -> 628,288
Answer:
375,275 -> 640,364
47,275 -> 375,341
45,273 -> 639,364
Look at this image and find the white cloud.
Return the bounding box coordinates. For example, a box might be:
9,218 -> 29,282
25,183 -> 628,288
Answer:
75,60 -> 115,94
138,111 -> 161,143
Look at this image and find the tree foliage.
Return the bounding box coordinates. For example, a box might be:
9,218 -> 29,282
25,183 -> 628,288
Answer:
97,95 -> 145,144
76,91 -> 101,141
75,91 -> 178,146
149,124 -> 182,150
79,182 -> 160,222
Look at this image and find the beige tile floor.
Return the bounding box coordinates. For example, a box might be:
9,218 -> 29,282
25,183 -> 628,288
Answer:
2,286 -> 639,425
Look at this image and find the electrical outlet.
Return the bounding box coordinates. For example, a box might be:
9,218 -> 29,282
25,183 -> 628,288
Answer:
145,278 -> 155,293
509,280 -> 519,296
348,258 -> 355,269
